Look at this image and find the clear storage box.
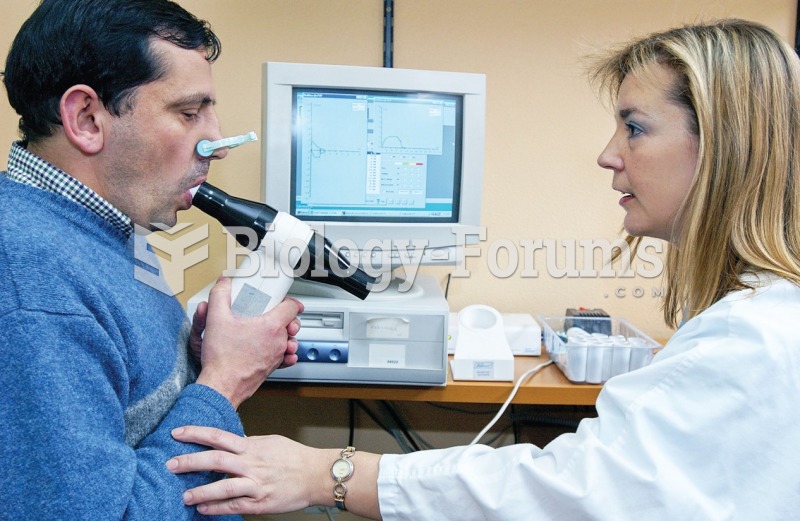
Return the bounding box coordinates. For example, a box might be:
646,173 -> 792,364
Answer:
537,315 -> 662,384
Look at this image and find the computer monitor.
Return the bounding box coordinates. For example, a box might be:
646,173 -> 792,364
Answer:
262,61 -> 485,279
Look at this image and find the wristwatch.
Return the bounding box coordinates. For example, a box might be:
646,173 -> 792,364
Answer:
331,446 -> 356,511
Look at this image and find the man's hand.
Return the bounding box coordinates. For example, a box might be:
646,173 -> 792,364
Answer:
192,277 -> 302,409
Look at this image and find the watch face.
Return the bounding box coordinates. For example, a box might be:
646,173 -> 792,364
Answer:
331,458 -> 353,480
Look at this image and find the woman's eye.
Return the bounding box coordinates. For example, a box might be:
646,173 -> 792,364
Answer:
626,122 -> 643,137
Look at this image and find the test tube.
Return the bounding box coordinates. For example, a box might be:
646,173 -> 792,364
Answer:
565,339 -> 589,382
610,339 -> 632,378
628,337 -> 653,370
586,339 -> 611,384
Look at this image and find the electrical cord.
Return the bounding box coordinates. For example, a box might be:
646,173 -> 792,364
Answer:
379,400 -> 439,450
353,400 -> 392,434
378,400 -> 421,452
353,400 -> 418,453
348,399 -> 356,447
512,404 -> 520,443
481,423 -> 514,446
512,413 -> 581,431
399,404 -> 437,450
469,359 -> 554,445
424,401 -> 503,415
346,359 -> 559,451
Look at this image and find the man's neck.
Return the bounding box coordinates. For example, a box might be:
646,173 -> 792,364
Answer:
27,135 -> 106,198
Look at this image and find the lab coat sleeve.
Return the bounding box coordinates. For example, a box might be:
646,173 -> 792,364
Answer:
377,281 -> 800,520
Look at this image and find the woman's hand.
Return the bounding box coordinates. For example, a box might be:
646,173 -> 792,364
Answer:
168,425 -> 383,519
167,426 -> 326,516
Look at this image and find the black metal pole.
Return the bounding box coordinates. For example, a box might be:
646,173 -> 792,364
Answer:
384,0 -> 394,67
796,0 -> 800,54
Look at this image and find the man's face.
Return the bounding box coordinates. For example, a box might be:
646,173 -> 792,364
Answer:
101,38 -> 226,230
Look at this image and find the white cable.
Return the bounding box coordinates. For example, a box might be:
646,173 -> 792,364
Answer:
468,360 -> 554,446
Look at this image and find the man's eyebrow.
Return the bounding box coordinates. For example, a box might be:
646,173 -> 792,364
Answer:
168,94 -> 216,109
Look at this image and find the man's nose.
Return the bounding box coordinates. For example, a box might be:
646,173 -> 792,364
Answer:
210,145 -> 228,160
203,111 -> 228,160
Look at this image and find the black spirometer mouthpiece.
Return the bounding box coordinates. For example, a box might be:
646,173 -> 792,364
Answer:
192,182 -> 376,300
303,231 -> 376,300
192,182 -> 277,249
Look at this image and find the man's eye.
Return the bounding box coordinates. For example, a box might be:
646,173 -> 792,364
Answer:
183,112 -> 199,121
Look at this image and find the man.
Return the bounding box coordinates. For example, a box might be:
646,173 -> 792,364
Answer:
0,0 -> 300,518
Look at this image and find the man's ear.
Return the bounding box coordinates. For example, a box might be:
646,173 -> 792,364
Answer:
60,85 -> 108,154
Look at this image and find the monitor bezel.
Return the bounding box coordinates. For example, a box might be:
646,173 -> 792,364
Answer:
263,61 -> 485,268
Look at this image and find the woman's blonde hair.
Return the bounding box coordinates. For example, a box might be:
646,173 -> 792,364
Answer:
590,19 -> 800,328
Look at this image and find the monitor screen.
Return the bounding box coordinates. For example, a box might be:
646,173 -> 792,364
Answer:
291,88 -> 462,224
263,62 -> 485,279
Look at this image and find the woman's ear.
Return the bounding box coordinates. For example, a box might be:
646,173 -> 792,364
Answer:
60,84 -> 107,154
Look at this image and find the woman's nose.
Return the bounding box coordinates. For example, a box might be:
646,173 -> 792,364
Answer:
597,136 -> 622,172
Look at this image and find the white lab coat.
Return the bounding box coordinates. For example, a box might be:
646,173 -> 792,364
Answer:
377,273 -> 800,520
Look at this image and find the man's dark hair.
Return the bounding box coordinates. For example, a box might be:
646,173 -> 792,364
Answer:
2,0 -> 221,144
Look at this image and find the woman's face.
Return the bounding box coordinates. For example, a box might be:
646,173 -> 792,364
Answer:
597,64 -> 699,243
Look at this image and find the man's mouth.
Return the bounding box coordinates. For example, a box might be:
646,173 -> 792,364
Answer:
184,178 -> 207,208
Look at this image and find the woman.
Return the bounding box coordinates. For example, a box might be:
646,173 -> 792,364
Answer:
167,19 -> 800,519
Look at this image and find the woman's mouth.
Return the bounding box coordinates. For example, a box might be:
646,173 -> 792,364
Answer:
619,192 -> 635,206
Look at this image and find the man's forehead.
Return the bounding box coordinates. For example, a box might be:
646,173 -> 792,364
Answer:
143,39 -> 216,104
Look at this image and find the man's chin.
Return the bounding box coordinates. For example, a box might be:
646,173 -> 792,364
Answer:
133,220 -> 179,234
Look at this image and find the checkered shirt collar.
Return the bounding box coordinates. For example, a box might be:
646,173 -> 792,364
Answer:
4,141 -> 133,237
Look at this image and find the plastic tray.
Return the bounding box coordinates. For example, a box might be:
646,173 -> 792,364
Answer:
537,315 -> 661,384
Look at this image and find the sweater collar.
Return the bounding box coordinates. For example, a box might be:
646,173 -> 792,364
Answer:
4,141 -> 133,238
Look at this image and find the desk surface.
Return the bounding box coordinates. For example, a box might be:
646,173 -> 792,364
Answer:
260,355 -> 603,405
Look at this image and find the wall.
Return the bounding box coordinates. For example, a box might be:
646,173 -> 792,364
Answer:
1,0 -> 795,340
0,2 -> 795,519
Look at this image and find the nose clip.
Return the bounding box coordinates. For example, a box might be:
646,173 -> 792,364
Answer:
196,131 -> 258,157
